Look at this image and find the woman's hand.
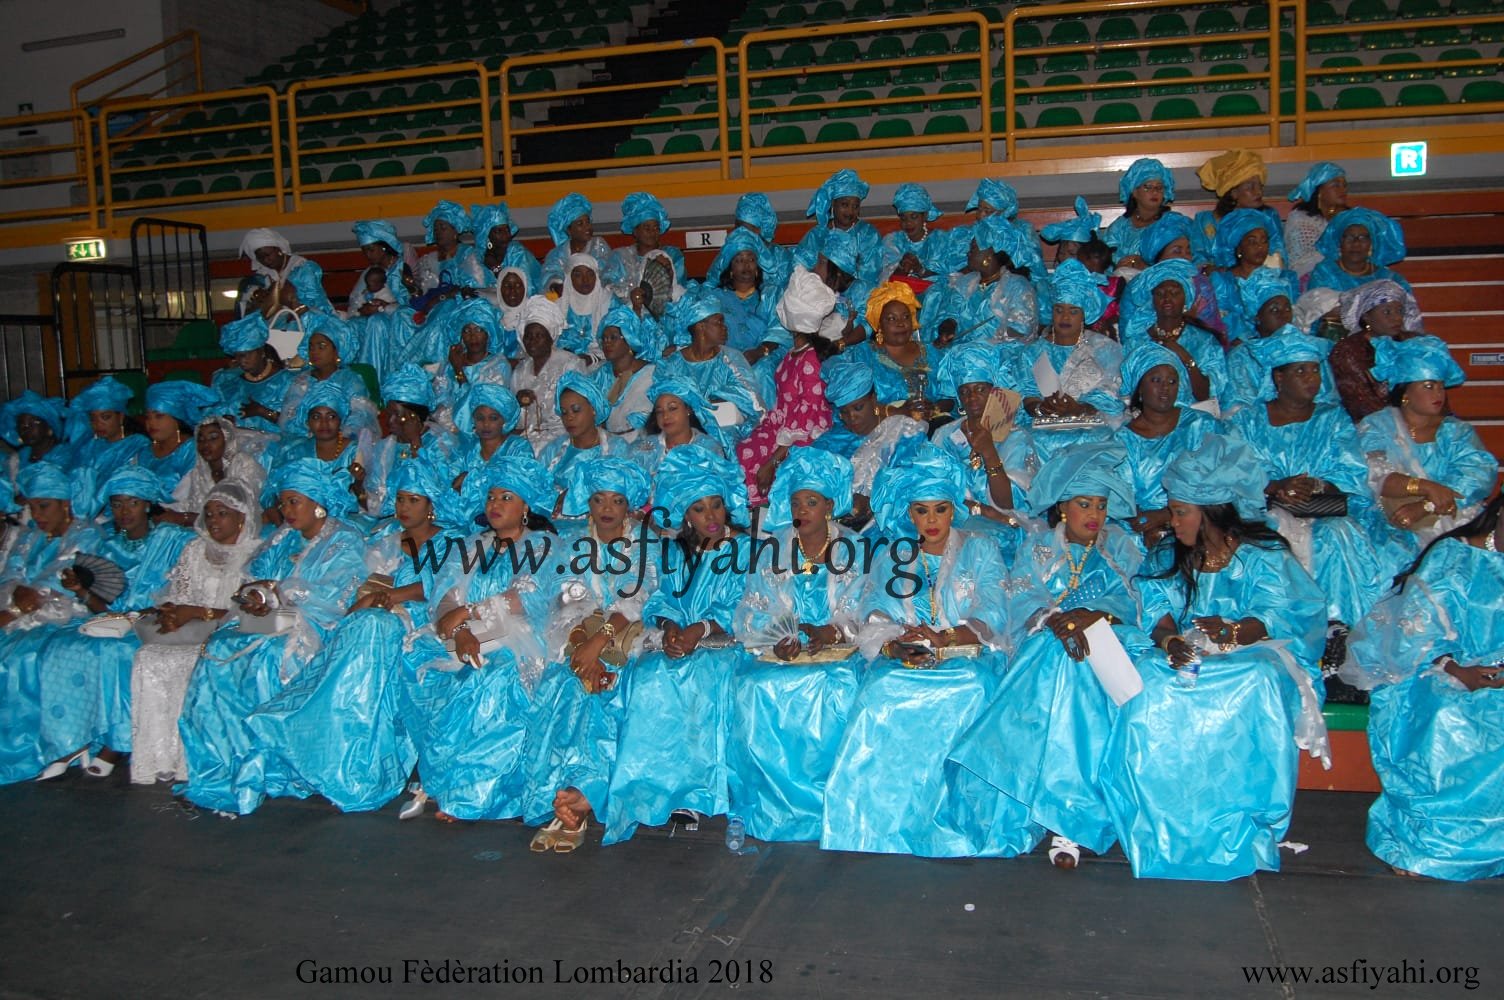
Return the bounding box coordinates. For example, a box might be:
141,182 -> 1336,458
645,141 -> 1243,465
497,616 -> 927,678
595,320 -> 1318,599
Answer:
155,603 -> 187,633
800,622 -> 841,653
1116,254 -> 1148,271
1268,475 -> 1319,505
453,627 -> 482,667
1048,608 -> 1109,660
12,585 -> 41,615
1387,499 -> 1432,530
1164,635 -> 1197,669
1192,615 -> 1266,647
1444,661 -> 1504,692
59,568 -> 88,601
241,399 -> 276,422
447,342 -> 469,375
1130,508 -> 1172,540
1419,479 -> 1460,513
664,621 -> 706,659
773,636 -> 802,661
569,630 -> 613,693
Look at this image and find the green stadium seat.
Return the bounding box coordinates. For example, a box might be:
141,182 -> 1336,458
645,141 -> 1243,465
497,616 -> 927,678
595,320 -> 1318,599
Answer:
304,94 -> 339,116
327,163 -> 363,183
541,30 -> 574,50
1148,45 -> 1195,65
411,155 -> 447,175
208,175 -> 242,193
1361,30 -> 1413,51
832,89 -> 874,117
776,42 -> 815,68
752,76 -> 796,96
1461,79 -> 1504,102
812,0 -> 845,21
1307,2 -> 1342,25
870,118 -> 915,139
1321,55 -> 1375,84
1095,49 -> 1141,70
1193,9 -> 1239,34
742,48 -> 773,72
885,85 -> 926,115
1096,17 -> 1139,44
989,109 -> 1026,131
1309,32 -> 1357,54
299,166 -> 321,185
1047,21 -> 1091,48
442,42 -> 473,60
849,67 -> 890,88
1414,24 -> 1464,47
866,36 -> 903,61
1035,106 -> 1084,128
614,137 -> 653,158
763,124 -> 806,146
1346,0 -> 1394,22
134,182 -> 166,200
1043,51 -> 1091,73
911,32 -> 949,58
1439,48 -> 1489,77
1335,85 -> 1386,110
409,44 -> 440,64
1207,63 -> 1256,91
956,27 -> 981,54
815,121 -> 859,143
171,178 -> 204,196
1012,55 -> 1041,76
1151,97 -> 1200,119
1037,73 -> 1086,104
781,94 -> 822,121
1149,66 -> 1197,95
1396,82 -> 1449,105
1144,13 -> 1189,38
1380,52 -> 1432,80
448,78 -> 481,100
1093,69 -> 1141,100
1202,41 -> 1249,61
1013,23 -> 1044,48
943,60 -> 980,83
1280,89 -> 1325,114
1092,101 -> 1141,124
798,72 -> 845,94
771,4 -> 804,26
662,133 -> 705,154
923,114 -> 969,135
710,127 -> 742,152
896,64 -> 939,84
1211,93 -> 1263,117
852,0 -> 884,15
823,39 -> 860,65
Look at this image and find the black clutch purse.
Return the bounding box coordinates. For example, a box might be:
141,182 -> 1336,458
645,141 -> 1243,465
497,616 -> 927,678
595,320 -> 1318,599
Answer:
1272,491 -> 1349,519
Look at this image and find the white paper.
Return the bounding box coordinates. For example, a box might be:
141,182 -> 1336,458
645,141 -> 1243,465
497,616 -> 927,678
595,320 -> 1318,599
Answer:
1032,352 -> 1061,398
1083,618 -> 1143,707
712,400 -> 742,428
1190,397 -> 1222,418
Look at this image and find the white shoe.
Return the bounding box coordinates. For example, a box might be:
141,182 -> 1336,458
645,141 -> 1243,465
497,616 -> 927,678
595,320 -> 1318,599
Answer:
1048,835 -> 1081,870
399,789 -> 429,821
37,748 -> 89,781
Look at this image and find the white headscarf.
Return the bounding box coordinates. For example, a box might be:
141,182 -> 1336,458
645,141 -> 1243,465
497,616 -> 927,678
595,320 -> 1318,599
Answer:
239,228 -> 297,280
494,266 -> 532,331
776,266 -> 839,337
561,252 -> 612,338
518,295 -> 566,340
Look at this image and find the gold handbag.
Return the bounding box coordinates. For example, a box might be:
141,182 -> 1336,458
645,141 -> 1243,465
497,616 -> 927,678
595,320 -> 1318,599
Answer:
566,610 -> 643,668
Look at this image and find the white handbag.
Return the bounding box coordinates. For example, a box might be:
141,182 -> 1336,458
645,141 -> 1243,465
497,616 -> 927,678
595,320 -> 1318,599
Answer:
80,612 -> 138,639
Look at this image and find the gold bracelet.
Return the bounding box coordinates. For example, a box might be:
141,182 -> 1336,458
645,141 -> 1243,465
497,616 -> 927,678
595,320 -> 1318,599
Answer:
599,620 -> 618,640
1406,476 -> 1421,496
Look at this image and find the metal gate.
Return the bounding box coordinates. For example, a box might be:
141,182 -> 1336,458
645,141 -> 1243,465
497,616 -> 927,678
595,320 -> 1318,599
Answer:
50,262 -> 142,396
131,217 -> 211,354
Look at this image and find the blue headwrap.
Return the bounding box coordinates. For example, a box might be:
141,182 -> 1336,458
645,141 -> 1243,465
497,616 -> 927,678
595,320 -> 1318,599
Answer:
735,192 -> 780,241
391,459 -> 468,528
71,375 -> 134,414
820,228 -> 859,277
1316,207 -> 1406,267
821,353 -> 877,409
438,296 -> 504,354
271,458 -> 356,518
469,203 -> 518,241
220,312 -> 269,354
869,437 -> 971,538
102,465 -> 169,506
560,455 -> 651,517
653,446 -> 749,528
893,182 -> 941,222
1047,258 -> 1110,325
547,193 -> 593,247
1138,212 -> 1197,264
1118,157 -> 1176,205
965,177 -> 1019,217
381,363 -> 435,410
1121,343 -> 1193,408
707,227 -> 776,289
1040,196 -> 1100,245
555,370 -> 609,425
1025,440 -> 1137,519
1372,335 -> 1464,389
1124,259 -> 1197,340
599,303 -> 661,359
456,382 -> 521,435
0,478 -> 17,516
806,169 -> 870,223
423,200 -> 471,243
1287,162 -> 1345,204
467,455 -> 556,518
17,463 -> 73,503
933,341 -> 1002,399
294,378 -> 352,427
764,447 -> 854,530
1212,207 -> 1279,269
145,382 -> 220,426
1248,328 -> 1332,370
620,192 -> 672,234
972,212 -> 1025,258
352,219 -> 400,253
1239,268 -> 1297,319
668,283 -> 725,347
633,376 -> 728,451
1162,434 -> 1268,521
298,312 -> 358,365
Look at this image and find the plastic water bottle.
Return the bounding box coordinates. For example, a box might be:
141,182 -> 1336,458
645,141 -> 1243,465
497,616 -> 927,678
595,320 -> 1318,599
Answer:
725,816 -> 745,853
1176,648 -> 1201,688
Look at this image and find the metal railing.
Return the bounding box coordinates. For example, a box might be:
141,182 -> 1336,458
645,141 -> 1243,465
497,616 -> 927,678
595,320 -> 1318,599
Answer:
0,108 -> 96,226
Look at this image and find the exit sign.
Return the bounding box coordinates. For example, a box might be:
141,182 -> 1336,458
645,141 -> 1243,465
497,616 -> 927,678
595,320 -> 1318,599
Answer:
65,238 -> 107,261
1390,141 -> 1427,177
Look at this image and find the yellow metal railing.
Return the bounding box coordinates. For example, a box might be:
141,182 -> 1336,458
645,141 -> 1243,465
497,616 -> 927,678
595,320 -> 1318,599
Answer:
0,108 -> 96,226
71,30 -> 204,141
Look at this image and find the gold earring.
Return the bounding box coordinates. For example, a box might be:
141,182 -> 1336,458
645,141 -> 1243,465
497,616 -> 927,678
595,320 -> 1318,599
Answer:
1401,396 -> 1409,404
875,329 -> 885,346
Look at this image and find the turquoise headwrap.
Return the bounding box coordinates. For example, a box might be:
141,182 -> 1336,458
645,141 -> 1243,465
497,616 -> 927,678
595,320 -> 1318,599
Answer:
467,455 -> 556,518
17,463 -> 73,503
653,446 -> 749,528
707,227 -> 776,288
1162,434 -> 1268,521
455,382 -> 521,435
1287,162 -> 1345,204
735,192 -> 780,240
391,459 -> 468,528
1124,259 -> 1197,340
869,437 -> 971,538
1138,212 -> 1197,263
271,458 -> 356,518
765,447 -> 854,530
560,455 -> 650,517
353,219 -> 400,253
972,212 -> 1024,258
1025,440 -> 1137,519
1121,343 -> 1193,408
145,382 -> 220,426
634,375 -> 717,431
1248,328 -> 1332,370
469,203 -> 518,240
1211,208 -> 1279,268
439,296 -> 504,353
547,193 -> 593,247
965,177 -> 1019,217
1372,335 -> 1464,389
1316,207 -> 1406,267
294,378 -> 352,427
821,353 -> 877,409
599,303 -> 661,359
820,228 -> 859,276
1239,268 -> 1297,319
1047,258 -> 1110,325
71,375 -> 134,414
102,465 -> 169,506
620,192 -> 672,234
555,370 -> 609,425
668,283 -> 725,347
220,312 -> 270,354
380,363 -> 436,410
1118,157 -> 1176,205
893,182 -> 941,221
1040,196 -> 1100,245
423,199 -> 471,243
806,169 -> 869,222
933,341 -> 1002,399
298,312 -> 358,365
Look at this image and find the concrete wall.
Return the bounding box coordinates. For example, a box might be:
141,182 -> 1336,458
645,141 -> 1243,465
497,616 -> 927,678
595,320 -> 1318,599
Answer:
160,0 -> 360,93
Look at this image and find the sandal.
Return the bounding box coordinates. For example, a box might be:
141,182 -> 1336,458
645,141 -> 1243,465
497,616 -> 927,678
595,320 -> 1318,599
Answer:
398,788 -> 429,821
1048,835 -> 1081,870
37,748 -> 88,782
530,819 -> 563,853
553,821 -> 586,853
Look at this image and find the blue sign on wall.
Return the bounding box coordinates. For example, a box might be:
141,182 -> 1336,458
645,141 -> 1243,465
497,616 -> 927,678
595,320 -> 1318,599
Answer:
1390,141 -> 1428,177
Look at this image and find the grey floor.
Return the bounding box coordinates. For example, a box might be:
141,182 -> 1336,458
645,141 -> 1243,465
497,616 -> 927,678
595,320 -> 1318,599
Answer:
1,776 -> 1500,999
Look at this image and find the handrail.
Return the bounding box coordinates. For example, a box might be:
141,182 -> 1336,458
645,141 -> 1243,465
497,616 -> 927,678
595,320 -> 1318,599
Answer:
0,108 -> 97,227
69,30 -> 203,113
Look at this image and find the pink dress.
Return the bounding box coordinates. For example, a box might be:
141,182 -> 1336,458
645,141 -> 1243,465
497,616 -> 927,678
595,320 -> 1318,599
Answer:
737,346 -> 833,506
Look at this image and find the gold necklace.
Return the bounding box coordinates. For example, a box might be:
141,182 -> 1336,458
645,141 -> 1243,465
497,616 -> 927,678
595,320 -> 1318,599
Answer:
796,526 -> 834,575
1063,536 -> 1096,592
922,552 -> 941,623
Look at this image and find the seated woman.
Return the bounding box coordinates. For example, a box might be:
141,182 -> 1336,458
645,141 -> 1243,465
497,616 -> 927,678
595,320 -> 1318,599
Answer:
626,376 -> 729,481
880,183 -> 951,282
139,382 -> 223,497
540,194 -> 613,294
943,177 -> 1037,275
1206,208 -> 1296,346
729,449 -> 863,843
494,265 -> 531,359
706,228 -> 787,382
247,461 -> 466,814
1328,279 -> 1426,423
656,285 -> 764,445
537,371 -> 629,507
346,219 -> 420,383
262,381 -> 373,523
278,313 -> 377,437
166,414 -> 268,527
447,382 -> 531,490
1284,162 -> 1347,279
851,280 -> 948,425
1193,149 -> 1287,267
64,375 -> 148,493
929,342 -> 1033,528
1232,332 -> 1387,652
596,305 -> 661,440
1100,435 -> 1330,881
943,213 -> 1039,345
1133,211 -> 1226,338
429,296 -> 511,417
1115,344 -> 1227,553
238,228 -> 334,332
0,466 -> 100,784
471,202 -> 541,292
559,254 -> 611,363
807,354 -> 925,527
510,295 -> 585,452
602,449 -> 750,843
1340,495 -> 1504,881
733,191 -> 794,291
414,200 -> 486,299
365,365 -> 455,518
793,169 -> 882,289
1120,259 -> 1227,408
822,441 -> 1013,857
406,457 -> 558,822
130,480 -> 260,785
1358,335 -> 1496,579
604,192 -> 687,306
1039,196 -> 1101,269
522,457 -> 656,851
177,460 -> 367,815
1103,158 -> 1200,271
950,441 -> 1151,868
1223,275 -> 1341,417
34,468 -> 193,780
1307,207 -> 1411,296
211,313 -> 292,436
2,392 -> 71,487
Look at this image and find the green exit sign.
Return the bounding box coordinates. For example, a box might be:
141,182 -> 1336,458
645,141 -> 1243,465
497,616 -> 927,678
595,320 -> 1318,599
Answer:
1390,141 -> 1428,177
65,238 -> 107,261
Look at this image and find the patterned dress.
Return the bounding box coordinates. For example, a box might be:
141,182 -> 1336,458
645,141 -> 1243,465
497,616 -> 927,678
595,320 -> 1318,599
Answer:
735,346 -> 833,505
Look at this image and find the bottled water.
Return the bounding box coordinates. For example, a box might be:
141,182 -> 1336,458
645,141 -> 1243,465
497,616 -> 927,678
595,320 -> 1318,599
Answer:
725,816 -> 745,853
